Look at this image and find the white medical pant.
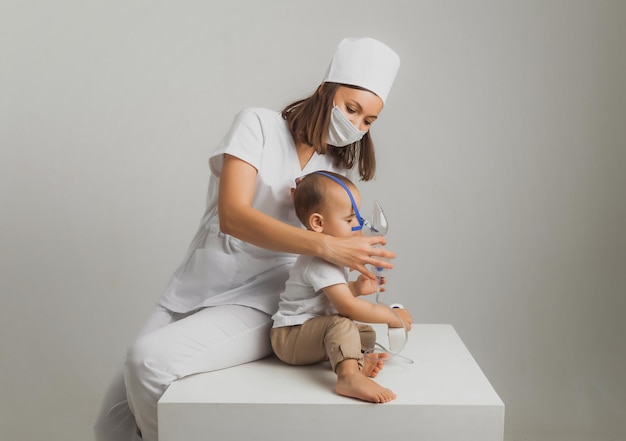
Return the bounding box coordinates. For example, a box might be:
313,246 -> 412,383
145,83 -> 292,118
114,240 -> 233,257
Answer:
93,304 -> 273,441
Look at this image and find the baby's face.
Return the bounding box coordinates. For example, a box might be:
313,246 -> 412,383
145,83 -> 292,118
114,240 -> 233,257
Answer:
319,184 -> 362,238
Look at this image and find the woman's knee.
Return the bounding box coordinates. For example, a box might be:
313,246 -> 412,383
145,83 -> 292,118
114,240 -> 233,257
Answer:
124,333 -> 171,386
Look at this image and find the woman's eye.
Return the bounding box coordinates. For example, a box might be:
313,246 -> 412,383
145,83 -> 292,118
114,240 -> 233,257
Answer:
346,106 -> 356,114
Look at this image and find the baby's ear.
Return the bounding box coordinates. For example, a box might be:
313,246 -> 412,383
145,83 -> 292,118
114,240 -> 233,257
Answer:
309,213 -> 324,233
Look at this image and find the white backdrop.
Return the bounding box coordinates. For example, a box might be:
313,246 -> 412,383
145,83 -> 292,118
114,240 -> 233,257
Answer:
1,1 -> 625,440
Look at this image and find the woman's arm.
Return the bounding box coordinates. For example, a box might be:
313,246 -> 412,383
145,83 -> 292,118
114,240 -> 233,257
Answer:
218,154 -> 395,278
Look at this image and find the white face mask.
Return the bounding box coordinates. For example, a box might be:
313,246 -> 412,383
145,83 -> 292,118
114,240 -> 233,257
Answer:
327,105 -> 367,147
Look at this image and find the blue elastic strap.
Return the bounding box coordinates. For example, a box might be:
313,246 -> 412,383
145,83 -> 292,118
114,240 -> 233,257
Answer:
313,171 -> 365,231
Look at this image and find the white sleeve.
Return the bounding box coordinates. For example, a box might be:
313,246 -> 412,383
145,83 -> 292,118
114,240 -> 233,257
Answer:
305,258 -> 348,293
208,108 -> 265,177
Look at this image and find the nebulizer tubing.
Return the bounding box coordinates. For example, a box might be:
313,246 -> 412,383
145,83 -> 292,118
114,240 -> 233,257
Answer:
362,202 -> 413,364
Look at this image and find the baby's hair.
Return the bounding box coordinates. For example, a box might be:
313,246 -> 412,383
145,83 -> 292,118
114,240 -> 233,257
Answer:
293,171 -> 355,227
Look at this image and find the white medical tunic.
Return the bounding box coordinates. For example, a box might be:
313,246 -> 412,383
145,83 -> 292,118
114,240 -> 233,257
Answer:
158,108 -> 351,315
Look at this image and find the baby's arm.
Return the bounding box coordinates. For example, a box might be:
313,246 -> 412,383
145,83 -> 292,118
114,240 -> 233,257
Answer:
324,283 -> 411,330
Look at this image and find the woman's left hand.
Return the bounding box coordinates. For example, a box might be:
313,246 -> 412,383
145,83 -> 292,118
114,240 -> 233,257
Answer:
320,234 -> 395,280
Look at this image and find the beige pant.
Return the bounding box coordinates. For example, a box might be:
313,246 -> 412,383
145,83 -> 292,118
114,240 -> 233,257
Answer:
270,315 -> 376,372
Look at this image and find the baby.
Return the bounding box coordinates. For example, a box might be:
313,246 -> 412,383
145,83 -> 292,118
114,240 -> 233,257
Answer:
271,171 -> 412,403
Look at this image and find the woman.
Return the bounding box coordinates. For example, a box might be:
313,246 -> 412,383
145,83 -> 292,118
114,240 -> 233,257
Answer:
94,37 -> 401,441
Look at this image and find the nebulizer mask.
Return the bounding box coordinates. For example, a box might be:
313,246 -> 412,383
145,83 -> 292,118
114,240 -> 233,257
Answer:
313,172 -> 412,363
327,105 -> 367,147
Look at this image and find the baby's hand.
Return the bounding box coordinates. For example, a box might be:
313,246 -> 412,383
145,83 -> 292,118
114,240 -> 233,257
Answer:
390,308 -> 412,331
355,275 -> 385,296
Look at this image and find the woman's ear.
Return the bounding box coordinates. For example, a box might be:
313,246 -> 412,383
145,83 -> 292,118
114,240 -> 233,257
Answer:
309,213 -> 324,233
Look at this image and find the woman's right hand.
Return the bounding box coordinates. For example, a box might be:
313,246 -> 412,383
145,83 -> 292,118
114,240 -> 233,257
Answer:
320,234 -> 396,280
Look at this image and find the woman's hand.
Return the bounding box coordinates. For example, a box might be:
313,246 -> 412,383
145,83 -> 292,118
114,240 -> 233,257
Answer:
320,234 -> 396,280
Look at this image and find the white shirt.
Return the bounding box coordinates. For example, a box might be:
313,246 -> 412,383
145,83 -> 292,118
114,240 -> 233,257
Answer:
271,255 -> 347,328
158,108 -> 350,314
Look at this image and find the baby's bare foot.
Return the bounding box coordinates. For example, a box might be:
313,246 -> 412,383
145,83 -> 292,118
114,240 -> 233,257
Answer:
336,372 -> 396,403
362,352 -> 388,378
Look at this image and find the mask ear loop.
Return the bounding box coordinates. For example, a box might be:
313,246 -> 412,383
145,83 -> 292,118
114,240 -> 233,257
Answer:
312,171 -> 413,364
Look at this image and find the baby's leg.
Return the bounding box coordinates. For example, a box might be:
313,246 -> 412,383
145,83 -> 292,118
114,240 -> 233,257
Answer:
323,317 -> 396,403
356,323 -> 376,353
335,359 -> 396,403
271,316 -> 337,366
356,324 -> 388,377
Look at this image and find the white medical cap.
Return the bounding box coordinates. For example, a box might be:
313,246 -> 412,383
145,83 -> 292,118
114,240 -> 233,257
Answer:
323,37 -> 400,104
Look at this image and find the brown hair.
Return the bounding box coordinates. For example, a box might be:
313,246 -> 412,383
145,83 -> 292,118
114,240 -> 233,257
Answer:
281,83 -> 376,181
293,171 -> 355,227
